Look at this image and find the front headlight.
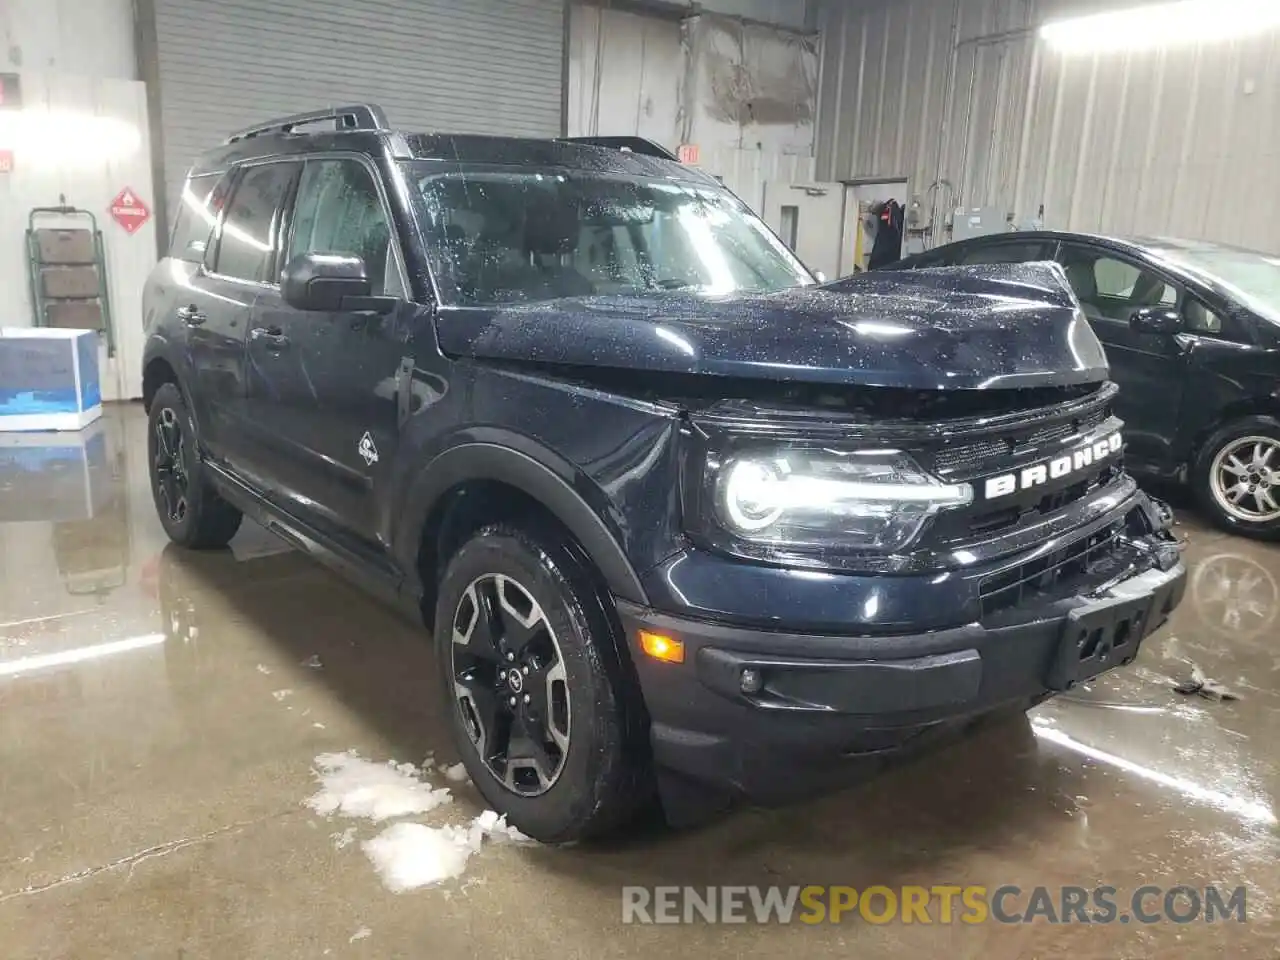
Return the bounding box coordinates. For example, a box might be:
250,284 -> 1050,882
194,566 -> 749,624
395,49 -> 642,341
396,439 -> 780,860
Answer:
711,449 -> 972,553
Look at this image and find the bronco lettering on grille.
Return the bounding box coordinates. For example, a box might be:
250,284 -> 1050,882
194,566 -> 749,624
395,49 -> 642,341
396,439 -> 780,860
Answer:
983,433 -> 1122,500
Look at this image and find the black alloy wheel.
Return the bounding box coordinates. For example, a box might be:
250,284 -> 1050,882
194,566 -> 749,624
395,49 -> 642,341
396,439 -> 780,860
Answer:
450,573 -> 571,796
434,522 -> 652,842
146,383 -> 243,549
153,405 -> 191,526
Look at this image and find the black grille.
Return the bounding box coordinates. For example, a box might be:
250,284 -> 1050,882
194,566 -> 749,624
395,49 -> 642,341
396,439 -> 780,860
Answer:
960,464 -> 1120,538
979,522 -> 1124,618
934,405 -> 1110,475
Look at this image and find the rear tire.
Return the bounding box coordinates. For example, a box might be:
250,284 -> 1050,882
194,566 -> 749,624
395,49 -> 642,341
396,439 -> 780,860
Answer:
148,382 -> 243,549
1192,415 -> 1280,541
434,522 -> 650,842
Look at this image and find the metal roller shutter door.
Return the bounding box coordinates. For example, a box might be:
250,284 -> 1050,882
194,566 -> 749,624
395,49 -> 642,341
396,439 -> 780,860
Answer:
149,0 -> 565,230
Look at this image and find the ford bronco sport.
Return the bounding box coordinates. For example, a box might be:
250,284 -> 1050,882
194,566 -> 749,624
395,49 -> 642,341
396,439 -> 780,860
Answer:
142,105 -> 1186,842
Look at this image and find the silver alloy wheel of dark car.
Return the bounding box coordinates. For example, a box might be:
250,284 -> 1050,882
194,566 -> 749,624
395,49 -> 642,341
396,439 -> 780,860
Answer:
1210,436 -> 1280,524
153,406 -> 190,525
450,573 -> 571,796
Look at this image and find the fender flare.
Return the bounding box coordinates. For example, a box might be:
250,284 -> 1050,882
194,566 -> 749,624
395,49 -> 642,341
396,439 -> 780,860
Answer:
399,441 -> 649,605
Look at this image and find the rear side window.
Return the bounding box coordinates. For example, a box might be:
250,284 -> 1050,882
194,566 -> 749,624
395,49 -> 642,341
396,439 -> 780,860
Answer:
211,161 -> 300,283
169,173 -> 226,263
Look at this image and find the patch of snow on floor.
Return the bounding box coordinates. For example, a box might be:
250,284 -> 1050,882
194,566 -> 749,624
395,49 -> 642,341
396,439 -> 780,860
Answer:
256,663 -> 272,675
349,926 -> 372,943
362,822 -> 482,892
272,689 -> 293,701
303,654 -> 323,669
474,809 -> 533,843
307,752 -> 452,822
442,762 -> 469,783
331,826 -> 358,849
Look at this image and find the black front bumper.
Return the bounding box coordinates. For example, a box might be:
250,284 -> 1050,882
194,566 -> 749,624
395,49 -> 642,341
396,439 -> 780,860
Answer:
618,510 -> 1186,807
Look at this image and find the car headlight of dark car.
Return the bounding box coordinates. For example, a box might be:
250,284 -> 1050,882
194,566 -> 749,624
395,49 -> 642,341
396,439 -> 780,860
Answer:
688,436 -> 973,555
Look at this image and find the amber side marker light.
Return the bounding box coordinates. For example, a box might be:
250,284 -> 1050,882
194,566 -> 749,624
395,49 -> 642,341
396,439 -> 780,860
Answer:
639,630 -> 685,664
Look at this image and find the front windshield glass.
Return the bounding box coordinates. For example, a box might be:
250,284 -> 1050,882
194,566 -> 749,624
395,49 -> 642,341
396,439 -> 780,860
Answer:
404,164 -> 813,306
1154,245 -> 1280,322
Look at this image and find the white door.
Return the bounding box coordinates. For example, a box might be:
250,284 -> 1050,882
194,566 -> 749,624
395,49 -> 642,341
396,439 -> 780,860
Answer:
761,181 -> 846,281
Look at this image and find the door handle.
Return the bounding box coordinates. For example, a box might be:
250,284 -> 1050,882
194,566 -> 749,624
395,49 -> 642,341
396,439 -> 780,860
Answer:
250,326 -> 290,349
177,305 -> 207,326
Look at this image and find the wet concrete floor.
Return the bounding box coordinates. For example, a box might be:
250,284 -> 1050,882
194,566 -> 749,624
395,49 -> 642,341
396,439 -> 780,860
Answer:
1,404 -> 1277,958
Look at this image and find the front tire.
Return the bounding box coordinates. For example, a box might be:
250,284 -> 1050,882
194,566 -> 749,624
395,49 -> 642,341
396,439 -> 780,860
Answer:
1193,415 -> 1280,540
148,383 -> 243,549
434,522 -> 650,842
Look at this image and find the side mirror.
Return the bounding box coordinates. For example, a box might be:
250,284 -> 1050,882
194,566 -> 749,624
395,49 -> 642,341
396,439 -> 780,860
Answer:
281,253 -> 387,313
1129,306 -> 1183,335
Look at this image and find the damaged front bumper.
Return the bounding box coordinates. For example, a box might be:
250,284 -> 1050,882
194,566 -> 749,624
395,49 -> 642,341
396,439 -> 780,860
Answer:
618,491 -> 1186,810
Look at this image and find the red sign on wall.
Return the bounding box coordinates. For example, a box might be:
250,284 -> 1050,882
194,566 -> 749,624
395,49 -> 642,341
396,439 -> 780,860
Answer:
0,150 -> 12,174
677,143 -> 701,165
109,187 -> 151,235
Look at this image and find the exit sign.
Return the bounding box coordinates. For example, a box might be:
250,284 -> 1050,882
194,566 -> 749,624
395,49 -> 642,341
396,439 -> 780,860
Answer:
0,151 -> 12,174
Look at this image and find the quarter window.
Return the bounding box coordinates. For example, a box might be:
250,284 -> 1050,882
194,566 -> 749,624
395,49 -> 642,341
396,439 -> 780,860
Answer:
169,173 -> 226,263
212,162 -> 299,283
288,159 -> 401,296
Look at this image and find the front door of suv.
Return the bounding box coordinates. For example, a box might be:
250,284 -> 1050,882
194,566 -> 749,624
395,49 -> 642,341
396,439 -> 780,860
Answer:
242,155 -> 416,560
1055,243 -> 1192,471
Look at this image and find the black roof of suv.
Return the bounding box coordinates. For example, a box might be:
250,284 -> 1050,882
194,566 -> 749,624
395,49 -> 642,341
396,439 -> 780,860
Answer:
194,102 -> 705,186
141,104 -> 1186,842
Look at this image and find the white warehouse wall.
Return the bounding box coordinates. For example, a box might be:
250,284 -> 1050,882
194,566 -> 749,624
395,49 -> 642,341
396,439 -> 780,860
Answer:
816,0 -> 1280,253
568,5 -> 684,145
0,0 -> 137,79
0,0 -> 155,401
568,2 -> 818,213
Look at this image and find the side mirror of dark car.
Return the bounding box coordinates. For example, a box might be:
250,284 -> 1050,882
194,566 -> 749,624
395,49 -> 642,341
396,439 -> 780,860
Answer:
281,253 -> 395,314
1129,306 -> 1183,335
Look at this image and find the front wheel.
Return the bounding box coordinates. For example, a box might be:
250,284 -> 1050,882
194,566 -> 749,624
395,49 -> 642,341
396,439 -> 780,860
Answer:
434,523 -> 650,842
1193,415 -> 1280,540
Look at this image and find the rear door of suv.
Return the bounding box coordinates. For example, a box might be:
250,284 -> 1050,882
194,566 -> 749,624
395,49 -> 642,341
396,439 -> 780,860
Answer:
144,171 -> 237,456
196,159 -> 303,479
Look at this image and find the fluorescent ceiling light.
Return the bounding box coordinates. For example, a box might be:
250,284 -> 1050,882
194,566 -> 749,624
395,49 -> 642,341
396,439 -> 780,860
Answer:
0,633 -> 165,678
1040,0 -> 1280,54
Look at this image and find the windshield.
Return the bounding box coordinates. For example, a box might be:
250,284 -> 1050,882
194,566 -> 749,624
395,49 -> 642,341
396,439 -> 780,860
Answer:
1153,245 -> 1280,322
404,164 -> 813,306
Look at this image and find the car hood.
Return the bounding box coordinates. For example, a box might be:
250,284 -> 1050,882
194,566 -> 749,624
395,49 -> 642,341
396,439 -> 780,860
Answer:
434,262 -> 1107,390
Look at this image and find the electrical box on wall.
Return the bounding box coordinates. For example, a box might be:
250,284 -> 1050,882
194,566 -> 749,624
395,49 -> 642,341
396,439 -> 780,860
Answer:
951,206 -> 1010,243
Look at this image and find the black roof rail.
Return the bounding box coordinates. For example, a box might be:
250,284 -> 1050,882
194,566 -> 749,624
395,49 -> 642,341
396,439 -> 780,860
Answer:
224,104 -> 390,144
557,136 -> 678,161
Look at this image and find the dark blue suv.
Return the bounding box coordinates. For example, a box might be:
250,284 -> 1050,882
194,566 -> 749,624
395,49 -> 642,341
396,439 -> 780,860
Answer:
142,105 -> 1185,842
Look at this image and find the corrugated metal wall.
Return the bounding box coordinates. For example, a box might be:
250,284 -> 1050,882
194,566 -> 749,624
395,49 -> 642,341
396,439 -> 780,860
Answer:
816,0 -> 1280,252
145,0 -> 566,232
